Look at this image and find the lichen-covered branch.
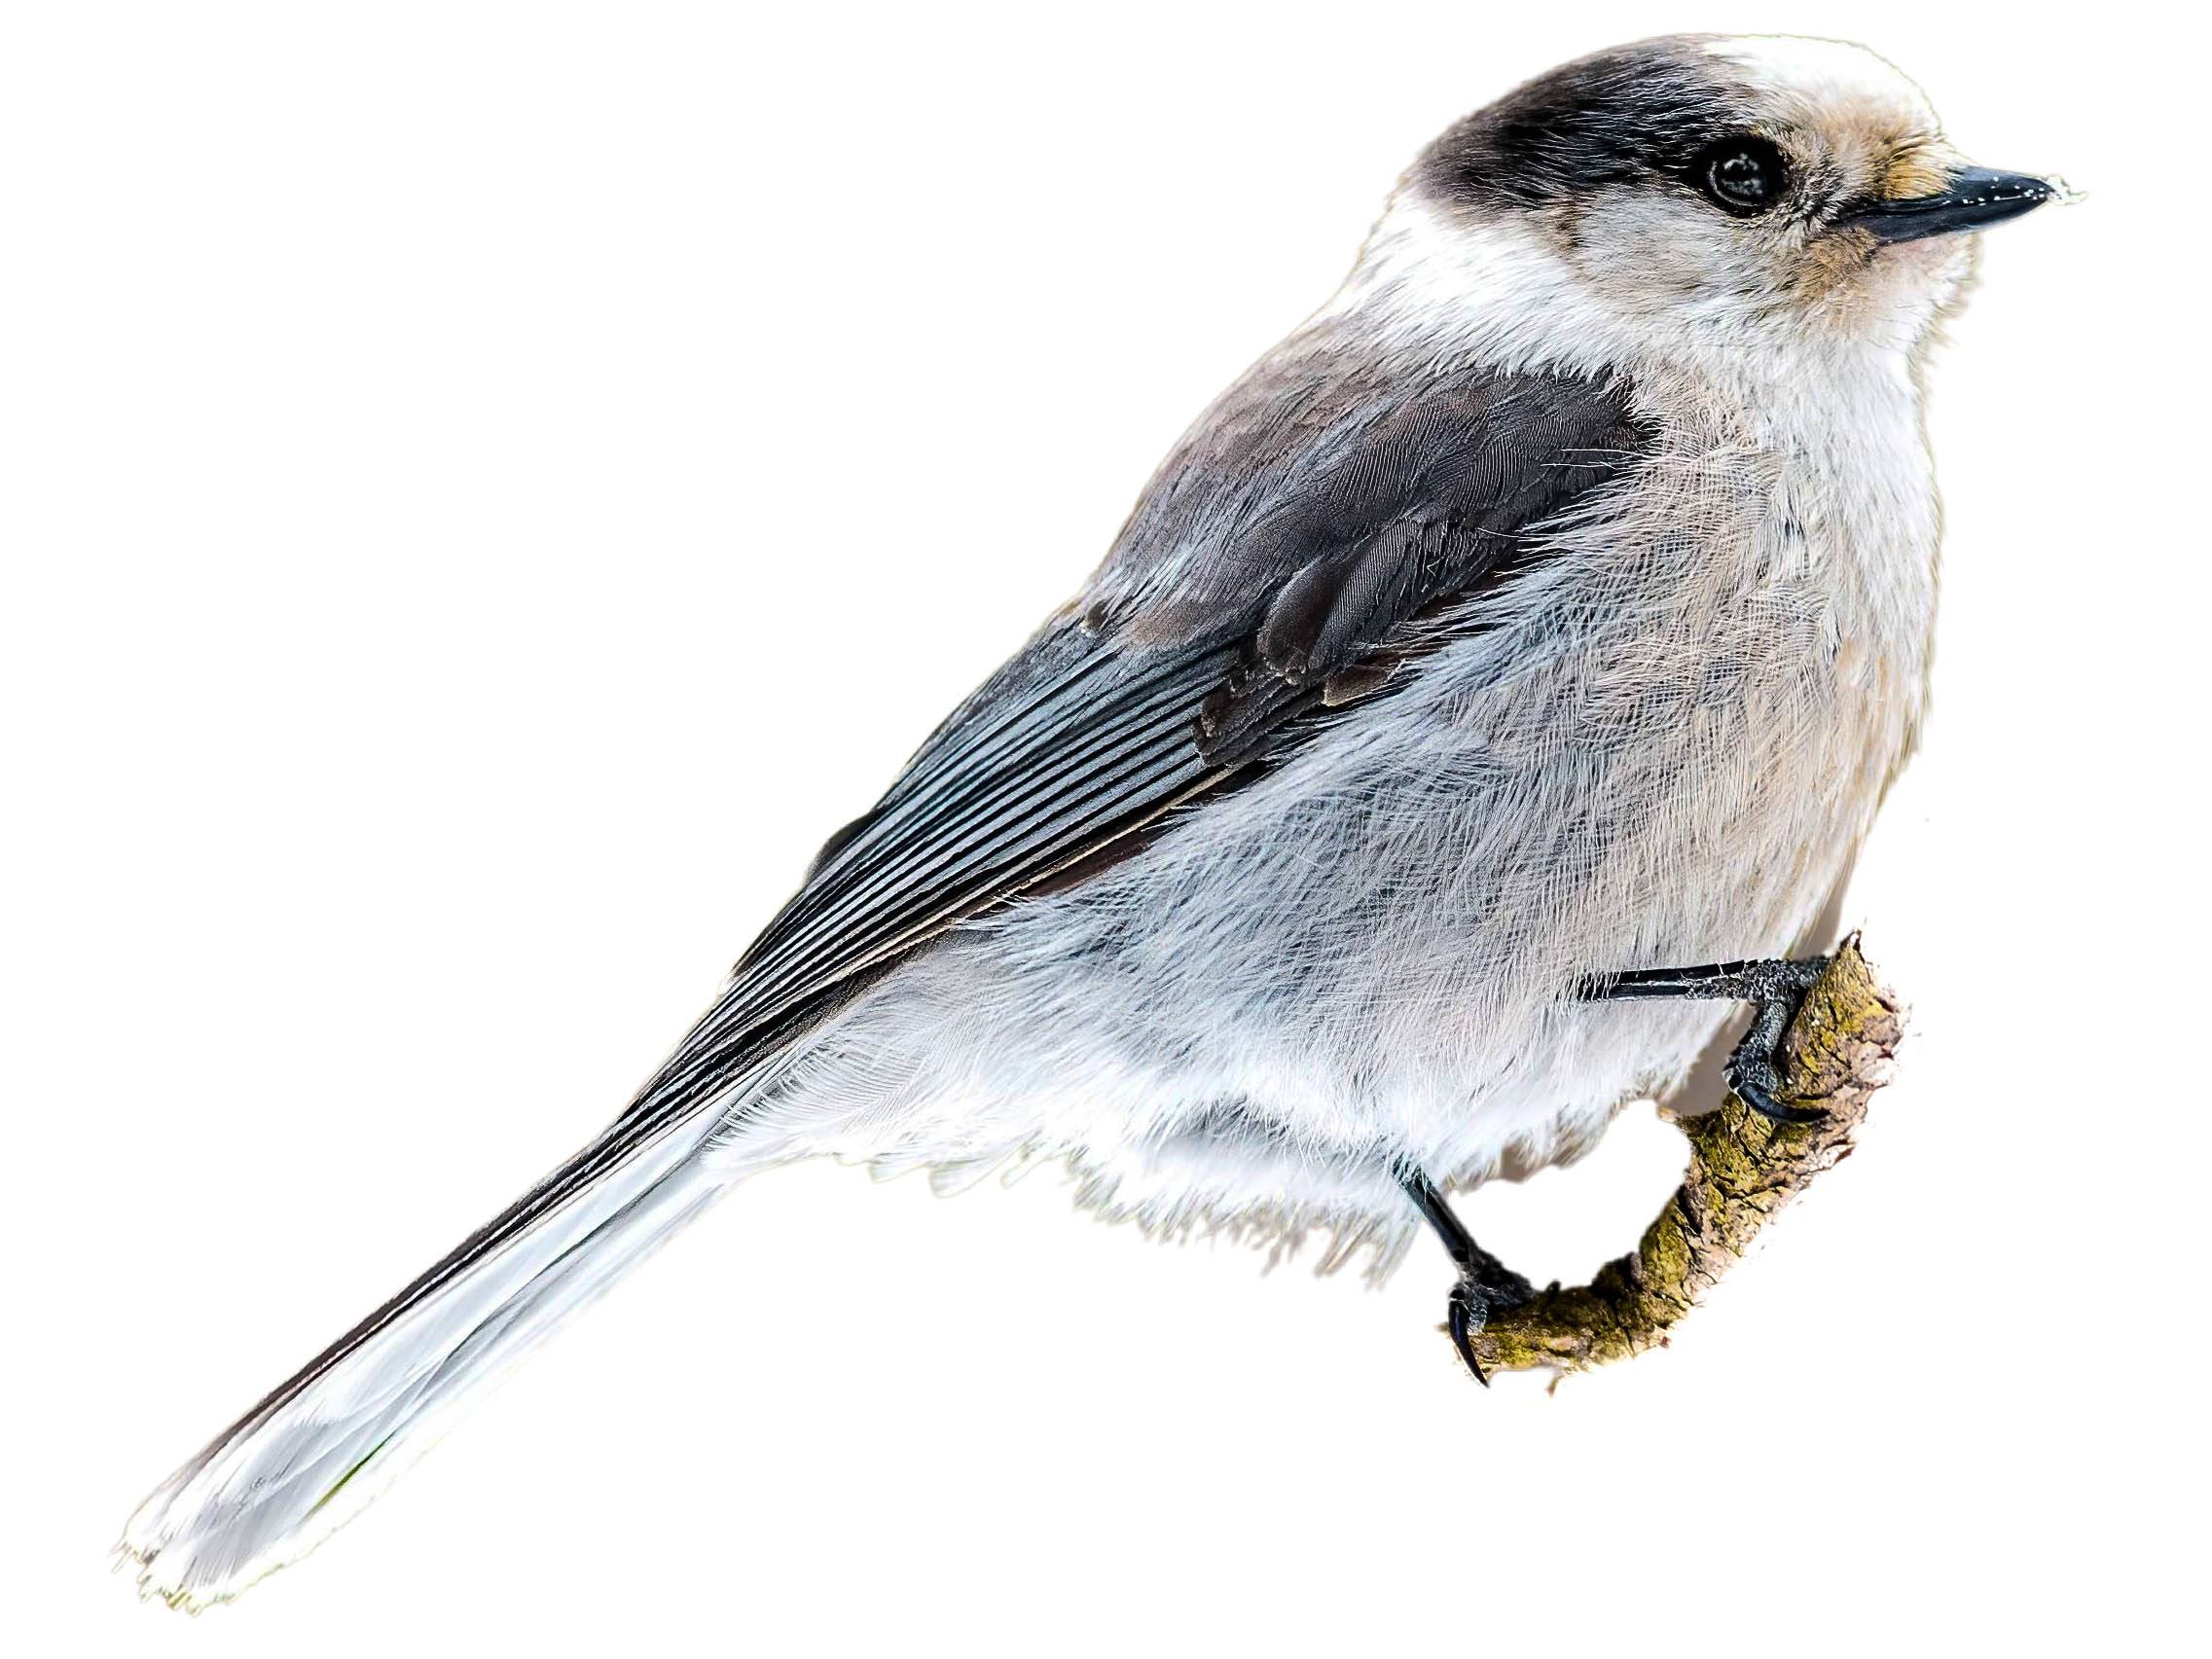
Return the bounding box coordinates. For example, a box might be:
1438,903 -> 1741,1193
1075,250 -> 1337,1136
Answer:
1468,938 -> 1903,1379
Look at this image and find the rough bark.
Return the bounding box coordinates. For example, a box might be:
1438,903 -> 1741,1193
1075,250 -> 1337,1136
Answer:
1467,937 -> 1903,1379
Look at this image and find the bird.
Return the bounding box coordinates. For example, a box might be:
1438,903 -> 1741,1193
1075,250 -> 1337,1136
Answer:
121,32 -> 2060,1609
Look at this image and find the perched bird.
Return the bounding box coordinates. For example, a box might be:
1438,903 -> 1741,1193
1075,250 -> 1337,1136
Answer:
123,33 -> 2059,1608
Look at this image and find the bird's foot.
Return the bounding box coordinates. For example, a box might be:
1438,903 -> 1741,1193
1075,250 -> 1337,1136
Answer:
1582,953 -> 1832,1127
1400,1168 -> 1537,1385
1446,1262 -> 1537,1386
1722,973 -> 1828,1127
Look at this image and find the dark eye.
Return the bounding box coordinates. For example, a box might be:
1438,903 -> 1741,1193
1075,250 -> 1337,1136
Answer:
1693,136 -> 1788,215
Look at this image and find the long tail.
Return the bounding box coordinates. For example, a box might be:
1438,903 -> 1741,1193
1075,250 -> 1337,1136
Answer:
119,1101 -> 737,1609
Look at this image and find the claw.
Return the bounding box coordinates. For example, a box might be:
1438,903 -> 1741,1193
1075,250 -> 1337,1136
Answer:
1447,1283 -> 1491,1386
1726,1064 -> 1828,1127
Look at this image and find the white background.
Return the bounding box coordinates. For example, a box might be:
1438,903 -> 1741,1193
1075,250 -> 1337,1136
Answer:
4,2 -> 2203,1652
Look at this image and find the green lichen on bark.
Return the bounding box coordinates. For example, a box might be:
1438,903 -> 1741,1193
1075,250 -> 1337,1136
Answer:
1468,938 -> 1903,1379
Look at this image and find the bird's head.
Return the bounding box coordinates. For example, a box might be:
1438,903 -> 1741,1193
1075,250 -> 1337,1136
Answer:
1356,35 -> 2062,373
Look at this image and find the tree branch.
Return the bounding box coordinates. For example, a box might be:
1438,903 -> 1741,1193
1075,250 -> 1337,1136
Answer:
1468,937 -> 1903,1380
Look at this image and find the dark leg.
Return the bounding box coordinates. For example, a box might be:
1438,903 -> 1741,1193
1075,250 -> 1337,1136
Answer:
1399,1169 -> 1534,1386
1580,956 -> 1831,1126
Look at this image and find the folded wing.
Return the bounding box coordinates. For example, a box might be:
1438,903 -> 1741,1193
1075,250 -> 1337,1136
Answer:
633,349 -> 1652,1133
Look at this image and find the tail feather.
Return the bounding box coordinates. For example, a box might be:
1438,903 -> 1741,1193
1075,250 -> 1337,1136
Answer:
119,1109 -> 729,1609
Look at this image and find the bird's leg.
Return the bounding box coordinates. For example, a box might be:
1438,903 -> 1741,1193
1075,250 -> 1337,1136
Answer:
1407,954 -> 1830,1383
1398,1170 -> 1534,1386
1580,955 -> 1832,1127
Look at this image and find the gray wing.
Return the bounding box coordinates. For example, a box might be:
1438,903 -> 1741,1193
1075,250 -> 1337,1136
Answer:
622,343 -> 1651,1129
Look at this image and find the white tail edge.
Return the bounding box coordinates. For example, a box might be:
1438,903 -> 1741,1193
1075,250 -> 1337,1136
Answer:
118,1112 -> 727,1610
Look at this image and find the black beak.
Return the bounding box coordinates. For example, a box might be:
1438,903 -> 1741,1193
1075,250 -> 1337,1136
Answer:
1842,167 -> 2061,244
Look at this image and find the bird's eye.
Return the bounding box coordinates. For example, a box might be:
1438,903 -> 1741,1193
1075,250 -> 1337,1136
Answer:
1693,137 -> 1788,216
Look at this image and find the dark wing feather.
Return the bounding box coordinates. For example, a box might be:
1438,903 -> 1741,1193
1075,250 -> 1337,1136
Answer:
622,348 -> 1650,1134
